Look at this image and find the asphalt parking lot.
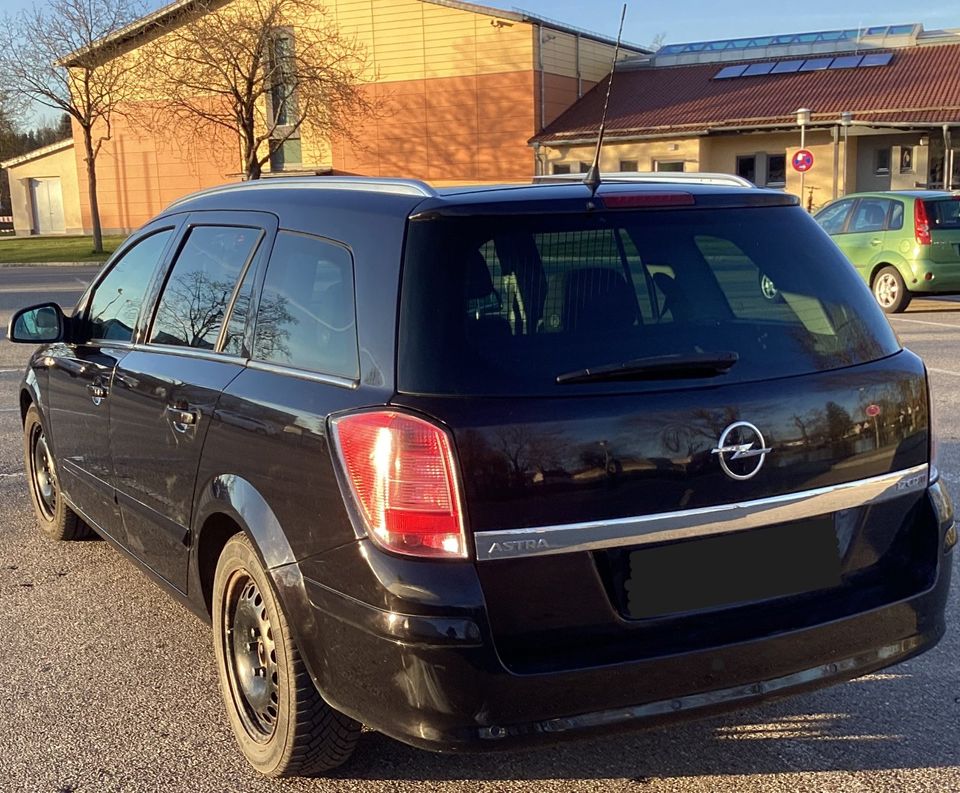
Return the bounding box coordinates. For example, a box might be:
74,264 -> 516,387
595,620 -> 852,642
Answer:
1,264 -> 958,793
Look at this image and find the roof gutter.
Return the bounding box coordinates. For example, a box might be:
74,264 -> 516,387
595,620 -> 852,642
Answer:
534,118 -> 960,146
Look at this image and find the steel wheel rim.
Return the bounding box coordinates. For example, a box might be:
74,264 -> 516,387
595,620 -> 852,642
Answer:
222,571 -> 280,742
30,425 -> 57,520
760,274 -> 778,300
875,273 -> 899,308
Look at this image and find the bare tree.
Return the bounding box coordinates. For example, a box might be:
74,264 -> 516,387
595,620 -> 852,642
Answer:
0,0 -> 145,252
142,0 -> 376,180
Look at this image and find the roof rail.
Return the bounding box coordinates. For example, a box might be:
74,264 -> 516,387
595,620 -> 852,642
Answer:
167,176 -> 437,210
533,171 -> 756,188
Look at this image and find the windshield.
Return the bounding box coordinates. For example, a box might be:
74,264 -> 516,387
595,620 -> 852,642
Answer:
398,205 -> 900,396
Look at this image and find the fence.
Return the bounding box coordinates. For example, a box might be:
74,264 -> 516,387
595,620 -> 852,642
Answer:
0,215 -> 13,235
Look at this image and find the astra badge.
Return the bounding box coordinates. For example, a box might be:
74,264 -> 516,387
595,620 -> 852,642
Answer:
711,421 -> 772,481
488,539 -> 550,556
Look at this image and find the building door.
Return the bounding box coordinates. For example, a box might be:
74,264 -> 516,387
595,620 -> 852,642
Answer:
29,177 -> 66,234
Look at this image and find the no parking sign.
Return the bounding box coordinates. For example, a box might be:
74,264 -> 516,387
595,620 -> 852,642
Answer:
792,149 -> 814,172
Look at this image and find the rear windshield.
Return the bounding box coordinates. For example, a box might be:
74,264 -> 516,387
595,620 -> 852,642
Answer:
924,199 -> 960,229
398,206 -> 900,396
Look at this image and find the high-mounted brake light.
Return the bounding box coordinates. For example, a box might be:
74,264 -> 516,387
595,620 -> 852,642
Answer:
329,411 -> 468,559
602,192 -> 696,208
915,198 -> 932,246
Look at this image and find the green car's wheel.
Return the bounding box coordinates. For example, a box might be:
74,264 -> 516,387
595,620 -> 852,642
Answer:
872,266 -> 911,314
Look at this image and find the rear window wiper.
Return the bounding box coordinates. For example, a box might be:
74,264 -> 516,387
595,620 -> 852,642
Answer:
557,352 -> 739,385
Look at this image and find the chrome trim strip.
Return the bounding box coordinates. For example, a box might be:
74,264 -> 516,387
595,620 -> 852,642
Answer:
474,464 -> 930,561
131,343 -> 240,364
245,359 -> 359,389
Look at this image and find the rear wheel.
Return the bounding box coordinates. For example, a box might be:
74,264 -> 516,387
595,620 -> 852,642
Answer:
872,266 -> 911,314
23,404 -> 91,541
213,533 -> 360,777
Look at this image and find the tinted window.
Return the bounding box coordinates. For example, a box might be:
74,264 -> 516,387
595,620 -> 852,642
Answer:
252,231 -> 359,379
88,230 -> 173,341
849,199 -> 892,233
925,199 -> 960,229
398,206 -> 899,396
766,154 -> 786,186
150,226 -> 261,350
815,200 -> 853,234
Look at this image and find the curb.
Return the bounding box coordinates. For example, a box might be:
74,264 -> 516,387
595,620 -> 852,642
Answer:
0,261 -> 105,268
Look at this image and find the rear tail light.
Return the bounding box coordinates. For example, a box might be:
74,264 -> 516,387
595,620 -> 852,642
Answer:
915,199 -> 932,246
329,410 -> 468,559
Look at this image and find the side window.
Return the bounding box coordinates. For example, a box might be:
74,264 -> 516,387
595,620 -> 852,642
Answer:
816,200 -> 853,234
889,201 -> 905,231
150,226 -> 261,350
849,199 -> 892,233
88,230 -> 173,342
252,231 -> 359,379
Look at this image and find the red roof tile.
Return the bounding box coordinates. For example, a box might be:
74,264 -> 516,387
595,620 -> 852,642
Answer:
534,43 -> 960,143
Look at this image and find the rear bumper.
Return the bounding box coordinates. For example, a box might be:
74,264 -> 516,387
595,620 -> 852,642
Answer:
280,488 -> 954,753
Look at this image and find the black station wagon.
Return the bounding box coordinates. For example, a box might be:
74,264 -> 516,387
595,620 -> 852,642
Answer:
9,177 -> 955,777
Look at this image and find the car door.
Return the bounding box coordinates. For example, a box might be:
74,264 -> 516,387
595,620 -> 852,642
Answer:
838,198 -> 894,279
44,221 -> 182,539
108,211 -> 276,592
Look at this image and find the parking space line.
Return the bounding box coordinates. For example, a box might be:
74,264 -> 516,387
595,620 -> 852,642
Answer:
890,317 -> 960,329
928,367 -> 960,377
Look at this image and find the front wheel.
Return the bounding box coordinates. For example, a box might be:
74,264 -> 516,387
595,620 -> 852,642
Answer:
872,266 -> 911,314
23,404 -> 91,541
213,533 -> 360,777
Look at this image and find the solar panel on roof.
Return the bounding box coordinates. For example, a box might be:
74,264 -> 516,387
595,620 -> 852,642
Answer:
771,59 -> 804,74
861,52 -> 894,67
799,57 -> 834,71
714,64 -> 749,79
743,62 -> 775,76
830,55 -> 863,69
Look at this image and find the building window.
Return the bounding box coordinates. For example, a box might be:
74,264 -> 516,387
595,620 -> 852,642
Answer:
654,160 -> 684,172
875,148 -> 891,175
552,163 -> 572,175
579,161 -> 592,174
766,154 -> 786,187
268,30 -> 300,171
736,155 -> 756,184
900,147 -> 914,173
269,139 -> 302,171
620,159 -> 639,172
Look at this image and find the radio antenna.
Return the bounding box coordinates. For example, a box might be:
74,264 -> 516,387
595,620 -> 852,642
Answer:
583,3 -> 627,196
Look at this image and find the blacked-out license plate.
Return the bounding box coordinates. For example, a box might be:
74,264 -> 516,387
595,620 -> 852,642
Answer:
625,518 -> 841,619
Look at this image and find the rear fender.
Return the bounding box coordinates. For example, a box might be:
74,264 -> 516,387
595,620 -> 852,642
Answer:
190,474 -> 333,695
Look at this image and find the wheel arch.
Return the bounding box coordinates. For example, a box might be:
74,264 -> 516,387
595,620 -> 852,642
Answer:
191,474 -> 332,695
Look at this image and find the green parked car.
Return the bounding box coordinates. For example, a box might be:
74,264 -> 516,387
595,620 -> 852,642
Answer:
813,191 -> 960,313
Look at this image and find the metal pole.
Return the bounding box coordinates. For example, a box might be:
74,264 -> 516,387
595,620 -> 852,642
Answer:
800,123 -> 806,201
842,125 -> 849,195
832,126 -> 839,200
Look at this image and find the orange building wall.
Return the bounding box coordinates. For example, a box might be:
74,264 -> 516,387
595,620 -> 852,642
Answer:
74,110 -> 239,234
332,70 -> 536,182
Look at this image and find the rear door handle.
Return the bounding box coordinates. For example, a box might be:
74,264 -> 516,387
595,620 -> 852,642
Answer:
166,405 -> 199,432
87,383 -> 109,405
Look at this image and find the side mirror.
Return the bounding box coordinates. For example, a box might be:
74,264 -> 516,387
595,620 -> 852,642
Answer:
7,303 -> 66,344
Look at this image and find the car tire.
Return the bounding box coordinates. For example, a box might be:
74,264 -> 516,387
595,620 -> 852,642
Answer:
23,404 -> 92,541
872,266 -> 911,314
213,533 -> 360,777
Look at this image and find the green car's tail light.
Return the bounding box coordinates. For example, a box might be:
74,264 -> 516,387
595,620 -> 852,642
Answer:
330,411 -> 468,560
915,198 -> 932,246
